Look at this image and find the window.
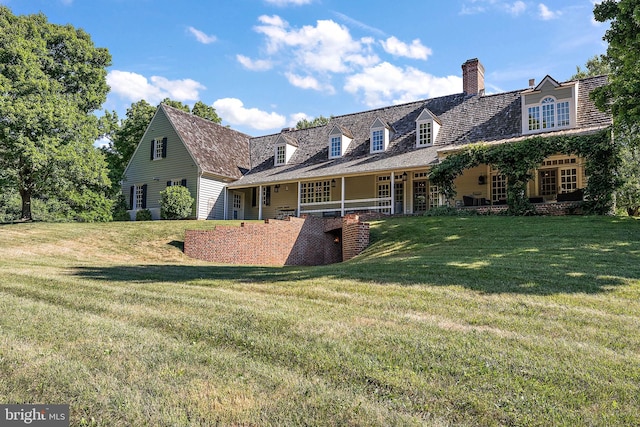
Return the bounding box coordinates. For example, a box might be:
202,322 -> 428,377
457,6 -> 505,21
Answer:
151,138 -> 167,160
330,136 -> 341,158
275,145 -> 286,165
492,174 -> 507,202
167,179 -> 187,187
130,184 -> 147,209
418,122 -> 432,146
300,181 -> 331,204
262,186 -> 271,206
527,97 -> 570,132
429,183 -> 439,209
371,130 -> 384,152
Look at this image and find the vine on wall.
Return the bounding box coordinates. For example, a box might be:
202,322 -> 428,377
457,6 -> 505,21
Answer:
429,130 -> 617,215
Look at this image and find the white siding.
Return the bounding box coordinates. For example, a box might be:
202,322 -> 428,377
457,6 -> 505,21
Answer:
199,176 -> 227,219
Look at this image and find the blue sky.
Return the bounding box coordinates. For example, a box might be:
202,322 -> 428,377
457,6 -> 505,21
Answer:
3,0 -> 607,137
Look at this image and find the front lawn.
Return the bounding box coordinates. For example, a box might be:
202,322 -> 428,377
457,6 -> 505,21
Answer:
0,216 -> 638,426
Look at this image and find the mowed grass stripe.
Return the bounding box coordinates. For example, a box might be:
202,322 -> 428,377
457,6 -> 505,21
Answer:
1,216 -> 639,425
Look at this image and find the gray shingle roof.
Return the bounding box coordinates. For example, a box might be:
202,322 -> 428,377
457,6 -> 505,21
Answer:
162,104 -> 251,179
229,75 -> 610,187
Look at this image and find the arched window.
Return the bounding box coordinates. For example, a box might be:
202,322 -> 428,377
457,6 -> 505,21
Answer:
527,96 -> 571,132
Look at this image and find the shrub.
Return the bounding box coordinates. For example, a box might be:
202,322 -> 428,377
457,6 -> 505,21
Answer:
160,186 -> 194,220
112,194 -> 131,221
135,209 -> 153,221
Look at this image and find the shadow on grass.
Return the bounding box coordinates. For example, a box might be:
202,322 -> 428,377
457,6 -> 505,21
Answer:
73,216 -> 640,296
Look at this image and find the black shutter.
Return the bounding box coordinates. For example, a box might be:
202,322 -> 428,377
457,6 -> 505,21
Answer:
141,184 -> 148,209
181,178 -> 187,187
162,137 -> 167,158
150,140 -> 155,160
264,186 -> 271,206
129,186 -> 134,209
251,188 -> 257,207
167,181 -> 172,187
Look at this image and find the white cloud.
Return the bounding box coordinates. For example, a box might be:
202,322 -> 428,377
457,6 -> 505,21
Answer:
285,72 -> 335,93
288,112 -> 310,127
538,3 -> 561,20
187,26 -> 217,44
106,70 -> 205,104
253,15 -> 379,73
380,36 -> 432,60
265,0 -> 313,5
344,62 -> 462,107
212,98 -> 287,130
461,0 -> 527,16
506,1 -> 526,16
237,54 -> 273,71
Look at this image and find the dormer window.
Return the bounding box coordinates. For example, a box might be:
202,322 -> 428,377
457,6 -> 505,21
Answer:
371,130 -> 384,152
415,109 -> 441,147
522,76 -> 577,134
328,125 -> 353,159
273,133 -> 298,166
528,97 -> 570,131
370,118 -> 391,153
275,144 -> 286,165
330,136 -> 342,158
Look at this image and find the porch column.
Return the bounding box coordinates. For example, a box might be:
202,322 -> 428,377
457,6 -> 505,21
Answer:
390,173 -> 395,215
341,177 -> 345,217
297,181 -> 301,217
258,185 -> 263,220
223,186 -> 228,220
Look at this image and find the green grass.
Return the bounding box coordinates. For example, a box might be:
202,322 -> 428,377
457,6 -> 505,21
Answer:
0,216 -> 639,426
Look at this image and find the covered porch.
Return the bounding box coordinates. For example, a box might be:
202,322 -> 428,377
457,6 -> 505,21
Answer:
225,153 -> 586,220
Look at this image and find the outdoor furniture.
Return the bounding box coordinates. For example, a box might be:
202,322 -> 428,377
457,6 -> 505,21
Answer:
557,189 -> 584,202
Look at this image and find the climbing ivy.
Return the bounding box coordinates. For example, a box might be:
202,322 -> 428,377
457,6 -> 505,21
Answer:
429,130 -> 618,215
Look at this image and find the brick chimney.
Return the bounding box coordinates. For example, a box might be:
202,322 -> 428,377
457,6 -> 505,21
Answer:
462,58 -> 485,96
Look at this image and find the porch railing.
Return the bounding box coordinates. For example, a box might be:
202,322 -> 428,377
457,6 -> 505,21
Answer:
300,196 -> 392,215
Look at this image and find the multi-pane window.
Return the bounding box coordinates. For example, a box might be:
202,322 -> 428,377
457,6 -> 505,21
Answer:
330,136 -> 341,158
557,101 -> 570,127
371,130 -> 384,152
275,145 -> 286,165
528,97 -> 571,131
233,194 -> 242,209
528,106 -> 541,131
542,98 -> 555,129
560,168 -> 578,193
300,181 -> 331,204
135,184 -> 145,209
492,174 -> 507,202
428,183 -> 439,208
418,122 -> 432,146
154,139 -> 164,160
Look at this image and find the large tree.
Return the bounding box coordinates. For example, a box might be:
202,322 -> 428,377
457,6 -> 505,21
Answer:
571,55 -> 610,80
0,7 -> 112,221
591,0 -> 640,136
591,1 -> 640,215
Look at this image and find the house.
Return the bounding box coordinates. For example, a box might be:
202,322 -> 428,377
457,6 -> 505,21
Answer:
123,58 -> 611,221
225,59 -> 611,220
122,104 -> 250,220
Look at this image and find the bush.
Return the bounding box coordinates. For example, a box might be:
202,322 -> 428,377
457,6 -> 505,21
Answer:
135,209 -> 153,221
160,186 -> 194,220
112,194 -> 131,221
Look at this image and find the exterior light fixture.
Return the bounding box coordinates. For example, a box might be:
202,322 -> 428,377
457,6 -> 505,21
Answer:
331,179 -> 336,188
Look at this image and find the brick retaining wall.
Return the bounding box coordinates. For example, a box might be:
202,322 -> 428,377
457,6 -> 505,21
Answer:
184,214 -> 370,266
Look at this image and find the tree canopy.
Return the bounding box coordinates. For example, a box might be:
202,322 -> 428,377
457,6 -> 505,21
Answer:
570,55 -> 610,80
296,115 -> 332,130
591,0 -> 640,137
0,7 -> 112,221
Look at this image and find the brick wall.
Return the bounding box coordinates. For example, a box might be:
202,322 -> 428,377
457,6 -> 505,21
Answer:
184,214 -> 370,266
